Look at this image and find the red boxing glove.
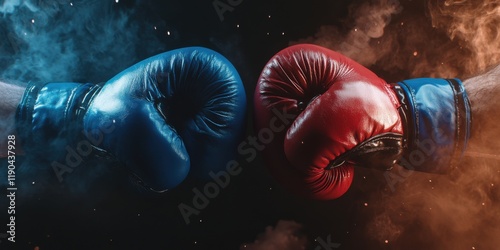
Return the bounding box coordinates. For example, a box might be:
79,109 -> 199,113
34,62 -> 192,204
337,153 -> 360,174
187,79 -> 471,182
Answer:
254,44 -> 404,200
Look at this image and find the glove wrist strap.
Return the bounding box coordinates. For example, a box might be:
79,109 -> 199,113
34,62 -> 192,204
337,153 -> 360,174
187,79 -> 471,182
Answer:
393,78 -> 471,173
16,82 -> 101,158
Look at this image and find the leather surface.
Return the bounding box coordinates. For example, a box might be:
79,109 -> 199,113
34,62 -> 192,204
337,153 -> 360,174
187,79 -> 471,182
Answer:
254,44 -> 403,200
17,47 -> 247,191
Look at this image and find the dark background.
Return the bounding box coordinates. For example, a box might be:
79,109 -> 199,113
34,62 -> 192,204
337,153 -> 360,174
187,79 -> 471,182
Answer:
1,0 -> 500,249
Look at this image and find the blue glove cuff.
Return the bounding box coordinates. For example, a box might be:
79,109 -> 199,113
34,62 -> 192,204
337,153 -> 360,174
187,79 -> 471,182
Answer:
16,82 -> 101,158
394,78 -> 471,173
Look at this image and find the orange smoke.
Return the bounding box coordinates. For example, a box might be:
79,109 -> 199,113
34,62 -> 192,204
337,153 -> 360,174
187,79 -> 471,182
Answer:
429,0 -> 500,75
240,220 -> 307,250
289,0 -> 500,249
292,0 -> 500,80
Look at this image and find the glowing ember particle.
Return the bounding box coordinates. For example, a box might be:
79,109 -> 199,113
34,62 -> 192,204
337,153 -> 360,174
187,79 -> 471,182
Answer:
385,240 -> 389,244
364,203 -> 368,207
413,51 -> 418,56
482,203 -> 485,206
429,179 -> 432,183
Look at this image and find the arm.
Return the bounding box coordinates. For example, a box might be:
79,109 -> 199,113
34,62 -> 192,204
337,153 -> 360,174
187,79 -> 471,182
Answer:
0,80 -> 25,158
463,65 -> 500,157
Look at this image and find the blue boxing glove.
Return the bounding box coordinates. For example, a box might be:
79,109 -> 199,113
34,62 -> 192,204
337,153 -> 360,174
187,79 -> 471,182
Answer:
391,78 -> 471,173
16,47 -> 247,192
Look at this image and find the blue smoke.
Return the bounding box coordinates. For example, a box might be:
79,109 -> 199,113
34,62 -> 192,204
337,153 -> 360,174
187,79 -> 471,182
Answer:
0,0 -> 167,83
0,0 -> 172,203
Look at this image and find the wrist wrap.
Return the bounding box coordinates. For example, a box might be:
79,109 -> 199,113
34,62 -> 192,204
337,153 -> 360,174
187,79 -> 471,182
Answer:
393,78 -> 471,173
16,82 -> 101,159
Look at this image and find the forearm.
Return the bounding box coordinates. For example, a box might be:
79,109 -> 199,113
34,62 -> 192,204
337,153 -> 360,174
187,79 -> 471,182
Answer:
463,65 -> 500,155
0,80 -> 25,158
